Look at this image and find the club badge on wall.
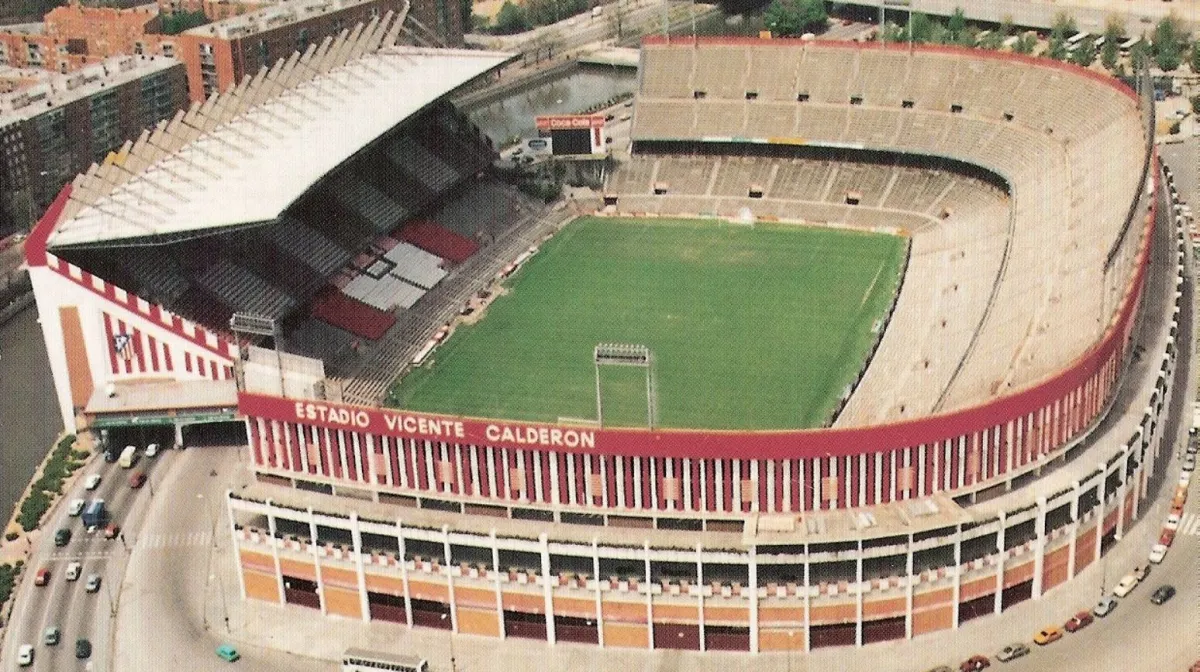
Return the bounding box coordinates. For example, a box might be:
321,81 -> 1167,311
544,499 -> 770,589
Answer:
112,333 -> 133,361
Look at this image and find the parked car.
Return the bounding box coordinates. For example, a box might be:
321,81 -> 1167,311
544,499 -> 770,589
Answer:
997,642 -> 1030,660
129,471 -> 147,489
1132,565 -> 1150,582
144,442 -> 160,458
1033,625 -> 1063,645
216,644 -> 241,662
104,523 -> 120,539
960,655 -> 991,671
1093,595 -> 1118,617
1150,584 -> 1176,605
54,528 -> 71,547
1113,574 -> 1139,597
43,626 -> 60,646
33,568 -> 50,586
75,638 -> 91,659
16,644 -> 33,666
1064,610 -> 1093,632
1161,528 -> 1176,546
67,498 -> 85,516
84,473 -> 102,490
103,449 -> 117,463
1149,543 -> 1168,564
65,562 -> 82,581
1184,455 -> 1196,473
85,574 -> 102,593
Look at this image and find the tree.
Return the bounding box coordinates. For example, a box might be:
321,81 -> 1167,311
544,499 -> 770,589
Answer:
1130,39 -> 1150,70
763,0 -> 828,38
1048,25 -> 1068,60
1153,15 -> 1184,71
946,7 -> 967,43
999,15 -> 1014,37
979,30 -> 1005,50
1190,93 -> 1200,115
1051,11 -> 1077,36
1101,18 -> 1123,71
1191,41 -> 1200,73
1071,37 -> 1096,66
460,0 -> 475,34
1014,32 -> 1037,55
159,10 -> 208,35
494,1 -> 530,34
907,12 -> 935,43
880,22 -> 906,43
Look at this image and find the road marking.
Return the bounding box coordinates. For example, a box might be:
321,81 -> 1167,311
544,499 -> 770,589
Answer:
1178,512 -> 1200,536
47,550 -> 113,561
137,531 -> 212,549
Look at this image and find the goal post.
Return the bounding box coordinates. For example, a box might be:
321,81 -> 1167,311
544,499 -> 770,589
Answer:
593,343 -> 658,429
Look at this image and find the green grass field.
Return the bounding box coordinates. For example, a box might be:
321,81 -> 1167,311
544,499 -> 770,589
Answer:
388,217 -> 906,430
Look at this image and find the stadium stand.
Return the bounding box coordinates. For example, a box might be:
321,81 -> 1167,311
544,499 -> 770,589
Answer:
397,220 -> 480,264
332,172 -> 410,234
382,241 -> 448,289
625,40 -> 1145,422
196,258 -> 298,321
308,287 -> 397,340
386,135 -> 461,194
264,218 -> 352,278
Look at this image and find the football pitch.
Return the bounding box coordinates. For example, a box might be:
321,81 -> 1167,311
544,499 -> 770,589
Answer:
388,216 -> 906,430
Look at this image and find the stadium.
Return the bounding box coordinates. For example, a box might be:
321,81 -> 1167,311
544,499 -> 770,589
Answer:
24,18 -> 1190,655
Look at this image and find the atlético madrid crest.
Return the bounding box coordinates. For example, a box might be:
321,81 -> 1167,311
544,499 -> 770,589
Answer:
112,333 -> 132,360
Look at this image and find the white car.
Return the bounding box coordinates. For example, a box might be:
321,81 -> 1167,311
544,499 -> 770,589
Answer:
1181,471 -> 1193,487
65,562 -> 82,581
84,473 -> 102,490
16,643 -> 33,666
1149,543 -> 1168,564
1112,574 -> 1139,597
144,443 -> 159,458
67,498 -> 85,516
1165,513 -> 1181,530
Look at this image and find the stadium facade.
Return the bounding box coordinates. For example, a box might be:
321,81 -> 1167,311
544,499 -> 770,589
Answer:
25,33 -> 1190,653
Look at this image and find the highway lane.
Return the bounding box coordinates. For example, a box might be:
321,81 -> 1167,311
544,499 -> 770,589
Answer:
2,449 -> 171,671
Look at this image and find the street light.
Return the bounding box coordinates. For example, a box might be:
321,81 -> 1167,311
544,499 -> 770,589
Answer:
439,613 -> 457,672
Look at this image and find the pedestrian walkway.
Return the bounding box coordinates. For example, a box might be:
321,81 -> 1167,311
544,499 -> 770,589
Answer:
46,549 -> 112,562
137,531 -> 211,550
1176,511 -> 1200,535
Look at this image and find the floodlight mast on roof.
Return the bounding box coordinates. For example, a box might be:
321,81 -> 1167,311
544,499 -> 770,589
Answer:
230,312 -> 284,397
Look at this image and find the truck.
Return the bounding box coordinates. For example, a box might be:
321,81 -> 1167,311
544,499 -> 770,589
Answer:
81,499 -> 106,528
118,444 -> 138,469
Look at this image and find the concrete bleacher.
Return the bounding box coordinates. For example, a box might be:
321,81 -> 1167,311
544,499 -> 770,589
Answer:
266,218 -> 351,277
343,272 -> 426,311
383,241 -> 447,290
386,135 -> 460,194
332,173 -> 408,234
123,252 -> 190,305
196,258 -> 298,320
624,40 -> 1146,421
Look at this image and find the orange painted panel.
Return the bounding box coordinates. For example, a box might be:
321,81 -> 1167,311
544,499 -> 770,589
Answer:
652,602 -> 698,622
759,604 -> 804,624
324,585 -> 362,619
552,595 -> 596,619
603,622 -> 649,649
501,590 -> 544,613
457,606 -> 501,637
912,606 -> 953,635
1043,561 -> 1068,591
1003,561 -> 1034,587
862,596 -> 907,619
601,599 -> 647,623
759,628 -> 806,651
455,585 -> 495,610
408,579 -> 449,602
243,570 -> 280,603
704,604 -> 750,623
279,558 -> 316,581
809,602 -> 855,625
58,306 -> 93,408
322,565 -> 358,590
364,572 -> 404,596
1044,545 -> 1070,569
912,587 -> 952,609
239,549 -> 274,574
960,576 -> 995,601
1074,537 -> 1095,572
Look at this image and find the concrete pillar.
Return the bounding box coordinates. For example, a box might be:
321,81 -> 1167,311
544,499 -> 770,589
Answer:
1032,497 -> 1047,599
951,525 -> 962,629
854,539 -> 863,647
1115,448 -> 1129,540
266,501 -> 285,605
993,511 -> 1006,616
592,539 -> 602,647
396,519 -> 413,628
803,544 -> 812,652
493,531 -> 507,640
643,541 -> 654,649
442,524 -> 458,633
350,512 -> 370,621
696,543 -> 705,653
307,508 -> 327,615
540,532 -> 556,644
1094,463 -> 1106,565
226,492 -> 247,603
175,421 -> 185,447
1067,482 -> 1080,580
749,545 -> 759,653
904,534 -> 914,640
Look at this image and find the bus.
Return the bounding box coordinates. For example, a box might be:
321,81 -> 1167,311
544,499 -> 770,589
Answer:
1093,35 -> 1106,49
341,649 -> 429,672
1120,36 -> 1141,53
1065,32 -> 1089,52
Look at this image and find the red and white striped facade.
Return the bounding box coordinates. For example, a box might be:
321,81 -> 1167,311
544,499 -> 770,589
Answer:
26,186 -> 237,432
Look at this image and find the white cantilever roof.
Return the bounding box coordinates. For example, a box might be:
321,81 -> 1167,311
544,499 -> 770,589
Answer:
48,15 -> 510,248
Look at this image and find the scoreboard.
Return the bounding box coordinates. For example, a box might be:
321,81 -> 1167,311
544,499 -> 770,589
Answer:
534,114 -> 607,157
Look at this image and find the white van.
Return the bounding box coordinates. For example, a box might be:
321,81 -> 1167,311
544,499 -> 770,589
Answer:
118,445 -> 138,468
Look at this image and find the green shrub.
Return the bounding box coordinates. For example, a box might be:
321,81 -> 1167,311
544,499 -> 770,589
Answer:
4,532 -> 17,541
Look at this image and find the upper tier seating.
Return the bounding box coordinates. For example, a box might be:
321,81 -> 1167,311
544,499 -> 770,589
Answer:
386,136 -> 460,194
629,41 -> 1146,420
196,258 -> 298,321
332,173 -> 409,234
266,218 -> 352,277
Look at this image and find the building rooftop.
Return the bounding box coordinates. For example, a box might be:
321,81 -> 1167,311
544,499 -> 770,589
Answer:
84,378 -> 238,415
46,20 -> 510,248
0,55 -> 180,127
184,0 -> 379,40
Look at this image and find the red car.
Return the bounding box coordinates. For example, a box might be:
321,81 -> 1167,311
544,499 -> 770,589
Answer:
129,471 -> 147,489
1160,528 -> 1176,546
960,655 -> 991,672
104,523 -> 120,540
1064,610 -> 1093,632
33,567 -> 50,586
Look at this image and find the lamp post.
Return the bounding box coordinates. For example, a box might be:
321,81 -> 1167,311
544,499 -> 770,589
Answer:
439,613 -> 457,672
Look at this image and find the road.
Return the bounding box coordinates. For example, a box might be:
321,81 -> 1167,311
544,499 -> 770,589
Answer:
1,449 -> 168,672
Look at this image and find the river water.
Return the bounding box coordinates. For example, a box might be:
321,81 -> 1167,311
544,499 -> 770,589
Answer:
0,307 -> 61,526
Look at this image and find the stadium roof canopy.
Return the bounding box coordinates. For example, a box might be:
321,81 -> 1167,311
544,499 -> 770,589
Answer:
48,15 -> 510,248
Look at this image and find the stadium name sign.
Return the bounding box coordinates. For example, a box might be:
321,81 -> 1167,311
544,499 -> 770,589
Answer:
270,395 -> 596,450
